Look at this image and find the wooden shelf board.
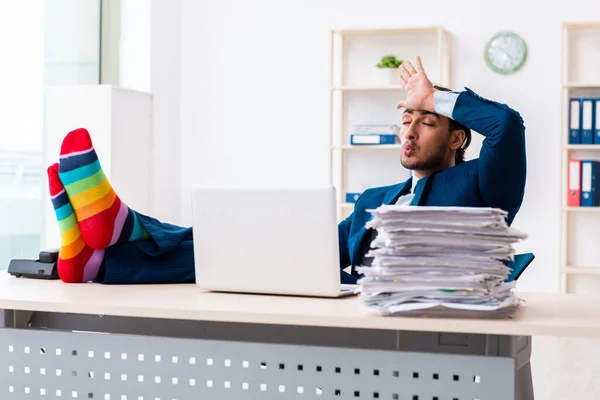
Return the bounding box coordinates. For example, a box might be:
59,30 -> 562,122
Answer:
563,267 -> 600,275
564,145 -> 600,150
331,85 -> 405,92
563,83 -> 600,88
563,207 -> 600,212
332,144 -> 403,150
563,23 -> 600,30
333,27 -> 442,36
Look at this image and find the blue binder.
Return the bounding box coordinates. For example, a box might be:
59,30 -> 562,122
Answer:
350,134 -> 397,145
594,99 -> 600,144
581,98 -> 595,144
581,160 -> 600,207
345,192 -> 361,203
505,253 -> 535,282
569,98 -> 581,144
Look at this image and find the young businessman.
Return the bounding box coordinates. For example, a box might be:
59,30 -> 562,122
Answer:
45,57 -> 526,285
338,57 -> 527,283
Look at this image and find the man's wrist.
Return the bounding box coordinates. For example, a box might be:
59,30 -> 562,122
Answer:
433,90 -> 460,119
425,88 -> 437,113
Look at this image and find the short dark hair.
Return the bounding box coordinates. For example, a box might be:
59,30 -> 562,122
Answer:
434,85 -> 471,164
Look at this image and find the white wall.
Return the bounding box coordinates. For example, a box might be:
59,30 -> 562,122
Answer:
120,0 -> 182,224
179,0 -> 600,293
119,0 -> 150,92
178,2 -> 600,398
0,0 -> 43,153
149,0 -> 182,225
44,0 -> 101,86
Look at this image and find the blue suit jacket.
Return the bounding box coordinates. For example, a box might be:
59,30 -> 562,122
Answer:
338,88 -> 527,283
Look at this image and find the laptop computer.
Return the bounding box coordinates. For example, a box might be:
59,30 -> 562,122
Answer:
191,184 -> 356,297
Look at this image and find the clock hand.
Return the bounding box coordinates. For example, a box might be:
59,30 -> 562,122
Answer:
490,44 -> 517,63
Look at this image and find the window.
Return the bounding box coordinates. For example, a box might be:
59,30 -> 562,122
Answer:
0,0 -> 101,269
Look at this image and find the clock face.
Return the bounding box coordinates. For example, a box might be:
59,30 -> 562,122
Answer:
484,31 -> 527,74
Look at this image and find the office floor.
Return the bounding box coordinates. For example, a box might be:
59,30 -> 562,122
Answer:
532,336 -> 600,399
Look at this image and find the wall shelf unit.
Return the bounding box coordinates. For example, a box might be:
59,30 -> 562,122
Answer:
329,26 -> 450,221
559,22 -> 600,293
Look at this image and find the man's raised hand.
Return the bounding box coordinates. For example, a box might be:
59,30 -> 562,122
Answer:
395,56 -> 436,113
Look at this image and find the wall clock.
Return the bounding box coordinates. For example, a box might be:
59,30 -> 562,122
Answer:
484,31 -> 527,75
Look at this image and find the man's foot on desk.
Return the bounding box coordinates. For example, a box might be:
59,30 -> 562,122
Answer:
48,164 -> 105,283
58,128 -> 149,250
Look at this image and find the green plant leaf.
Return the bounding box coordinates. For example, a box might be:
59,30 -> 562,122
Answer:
377,55 -> 403,68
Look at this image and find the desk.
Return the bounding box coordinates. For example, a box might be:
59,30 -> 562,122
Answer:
0,272 -> 598,400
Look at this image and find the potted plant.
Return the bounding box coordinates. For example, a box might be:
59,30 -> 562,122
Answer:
376,55 -> 403,85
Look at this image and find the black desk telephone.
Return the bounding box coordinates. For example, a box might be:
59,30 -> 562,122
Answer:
8,249 -> 59,280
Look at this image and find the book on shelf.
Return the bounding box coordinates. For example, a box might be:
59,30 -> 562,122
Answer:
350,124 -> 400,145
345,192 -> 362,203
569,97 -> 600,145
595,99 -> 600,144
582,98 -> 594,144
350,134 -> 397,145
569,98 -> 581,144
569,159 -> 581,207
351,124 -> 401,135
568,159 -> 600,207
581,160 -> 600,207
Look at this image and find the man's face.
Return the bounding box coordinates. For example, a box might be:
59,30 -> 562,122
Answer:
400,109 -> 453,172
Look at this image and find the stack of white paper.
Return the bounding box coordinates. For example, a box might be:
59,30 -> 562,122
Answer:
357,205 -> 527,319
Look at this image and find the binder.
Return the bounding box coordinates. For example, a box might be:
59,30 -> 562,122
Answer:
568,159 -> 581,207
581,98 -> 594,144
345,192 -> 361,203
505,252 -> 535,282
351,124 -> 400,135
581,160 -> 600,207
594,99 -> 600,144
569,98 -> 581,144
350,134 -> 397,145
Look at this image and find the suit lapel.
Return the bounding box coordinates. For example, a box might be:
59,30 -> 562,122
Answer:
411,174 -> 431,205
383,177 -> 413,205
351,177 -> 413,267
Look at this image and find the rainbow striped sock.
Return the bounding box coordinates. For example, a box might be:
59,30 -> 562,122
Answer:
48,163 -> 105,283
58,128 -> 149,250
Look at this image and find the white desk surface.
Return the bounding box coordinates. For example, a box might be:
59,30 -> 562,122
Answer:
0,272 -> 599,339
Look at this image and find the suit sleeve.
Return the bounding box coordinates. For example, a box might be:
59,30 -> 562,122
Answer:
435,88 -> 526,221
337,189 -> 368,270
338,213 -> 352,269
338,213 -> 359,284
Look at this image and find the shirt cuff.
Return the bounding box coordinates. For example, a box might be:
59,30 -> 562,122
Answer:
433,90 -> 460,119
